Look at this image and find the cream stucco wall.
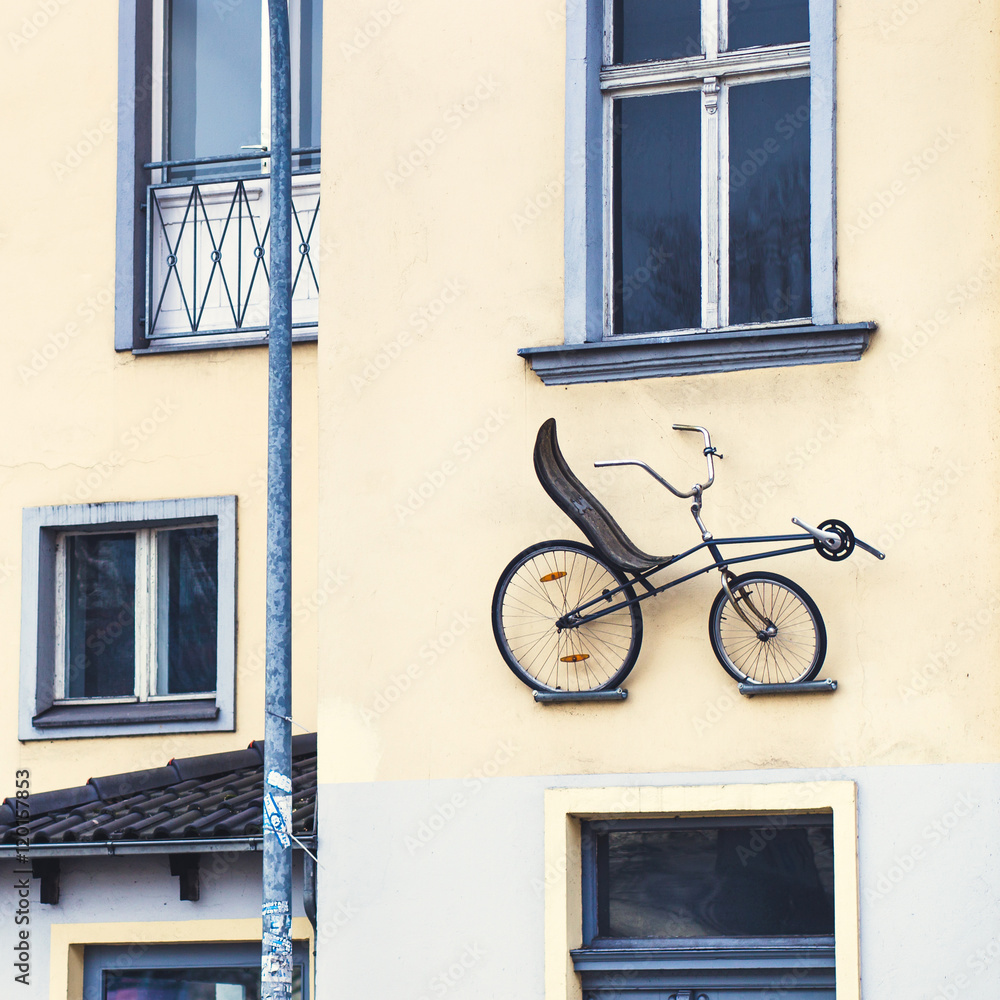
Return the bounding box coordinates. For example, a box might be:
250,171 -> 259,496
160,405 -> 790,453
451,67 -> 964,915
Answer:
318,0 -> 1000,785
0,1 -> 320,793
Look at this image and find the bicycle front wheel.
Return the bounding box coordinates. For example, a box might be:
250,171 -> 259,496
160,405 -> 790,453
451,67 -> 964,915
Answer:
492,540 -> 643,693
708,571 -> 826,685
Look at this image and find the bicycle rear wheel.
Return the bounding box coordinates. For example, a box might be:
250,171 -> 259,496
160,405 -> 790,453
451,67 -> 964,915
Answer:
708,571 -> 826,685
492,540 -> 643,693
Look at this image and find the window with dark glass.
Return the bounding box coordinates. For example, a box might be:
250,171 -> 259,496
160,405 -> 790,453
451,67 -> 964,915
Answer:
56,524 -> 219,704
592,818 -> 834,939
85,942 -> 309,1000
605,0 -> 811,334
575,815 -> 836,998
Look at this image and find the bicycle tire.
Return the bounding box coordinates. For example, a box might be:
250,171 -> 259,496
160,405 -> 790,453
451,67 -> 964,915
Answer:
492,540 -> 643,693
708,571 -> 826,685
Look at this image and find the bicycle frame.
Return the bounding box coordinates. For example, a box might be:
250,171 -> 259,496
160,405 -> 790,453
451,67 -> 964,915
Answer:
554,532 -> 818,629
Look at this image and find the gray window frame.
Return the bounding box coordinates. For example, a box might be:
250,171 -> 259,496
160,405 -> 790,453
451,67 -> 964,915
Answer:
18,496 -> 236,741
519,0 -> 875,384
84,941 -> 310,1000
573,814 -> 836,997
114,1 -> 321,355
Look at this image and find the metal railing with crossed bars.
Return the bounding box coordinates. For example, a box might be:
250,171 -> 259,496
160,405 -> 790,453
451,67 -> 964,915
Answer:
144,149 -> 320,342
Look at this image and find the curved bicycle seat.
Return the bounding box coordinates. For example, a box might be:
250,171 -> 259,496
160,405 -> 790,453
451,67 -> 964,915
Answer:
533,418 -> 674,574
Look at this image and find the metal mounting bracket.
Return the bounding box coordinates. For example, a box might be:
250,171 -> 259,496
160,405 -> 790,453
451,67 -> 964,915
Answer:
534,689 -> 628,704
738,679 -> 838,698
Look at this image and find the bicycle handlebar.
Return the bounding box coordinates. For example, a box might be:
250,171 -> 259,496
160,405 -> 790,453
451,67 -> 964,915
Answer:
594,424 -> 720,498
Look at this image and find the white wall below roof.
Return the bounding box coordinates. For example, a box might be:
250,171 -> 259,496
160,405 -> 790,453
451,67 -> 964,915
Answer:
0,853 -> 308,1000
316,763 -> 1000,999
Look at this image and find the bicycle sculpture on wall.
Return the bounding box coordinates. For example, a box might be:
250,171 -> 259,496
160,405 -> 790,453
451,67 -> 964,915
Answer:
492,419 -> 884,698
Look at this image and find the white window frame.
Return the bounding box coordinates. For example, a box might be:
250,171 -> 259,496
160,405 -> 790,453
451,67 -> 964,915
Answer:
518,0 -> 878,384
52,522 -> 218,706
150,0 -> 273,182
18,497 -> 237,740
150,0 -> 319,181
601,1 -> 815,335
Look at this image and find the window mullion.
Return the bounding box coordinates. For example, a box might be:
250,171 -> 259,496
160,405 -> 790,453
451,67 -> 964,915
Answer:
260,0 -> 271,173
602,93 -> 615,337
702,78 -> 721,330
53,537 -> 67,700
151,0 -> 165,182
718,82 -> 730,328
135,530 -> 155,702
705,0 -> 722,58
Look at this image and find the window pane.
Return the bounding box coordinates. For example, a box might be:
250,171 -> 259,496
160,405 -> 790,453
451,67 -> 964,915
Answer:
729,77 -> 810,325
728,0 -> 809,51
294,0 -> 323,167
156,526 -> 218,695
598,822 -> 834,938
615,91 -> 701,334
105,964 -> 303,999
65,535 -> 136,699
614,0 -> 702,63
168,0 -> 263,180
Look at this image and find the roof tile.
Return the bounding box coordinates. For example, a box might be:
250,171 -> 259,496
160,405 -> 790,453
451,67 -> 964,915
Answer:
1,736 -> 316,851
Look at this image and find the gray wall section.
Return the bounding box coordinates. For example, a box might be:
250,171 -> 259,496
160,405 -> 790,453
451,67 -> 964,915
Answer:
316,764 -> 1000,999
0,853 -> 307,1000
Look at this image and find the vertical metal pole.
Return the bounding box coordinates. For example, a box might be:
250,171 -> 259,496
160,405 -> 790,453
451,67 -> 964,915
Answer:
262,2 -> 293,999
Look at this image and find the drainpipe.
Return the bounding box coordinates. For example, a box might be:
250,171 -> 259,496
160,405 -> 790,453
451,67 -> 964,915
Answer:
262,2 -> 293,999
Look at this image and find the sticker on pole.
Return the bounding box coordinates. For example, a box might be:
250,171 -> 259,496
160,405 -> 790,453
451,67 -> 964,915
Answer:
267,769 -> 293,793
264,792 -> 292,848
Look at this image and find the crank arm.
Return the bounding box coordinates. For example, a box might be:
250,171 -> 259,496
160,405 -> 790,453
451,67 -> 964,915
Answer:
792,516 -> 843,552
853,537 -> 886,560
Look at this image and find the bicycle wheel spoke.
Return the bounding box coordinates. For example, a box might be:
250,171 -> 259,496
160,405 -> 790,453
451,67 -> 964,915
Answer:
495,543 -> 641,692
710,573 -> 825,686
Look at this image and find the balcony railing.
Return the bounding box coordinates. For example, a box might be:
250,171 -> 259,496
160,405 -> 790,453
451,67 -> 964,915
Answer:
144,149 -> 320,342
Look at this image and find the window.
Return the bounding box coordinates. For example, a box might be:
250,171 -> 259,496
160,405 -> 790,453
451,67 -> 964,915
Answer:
519,0 -> 875,384
577,816 -> 836,997
84,942 -> 310,1000
19,497 -> 236,740
116,1 -> 322,353
542,783 -> 860,1000
156,0 -> 322,184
